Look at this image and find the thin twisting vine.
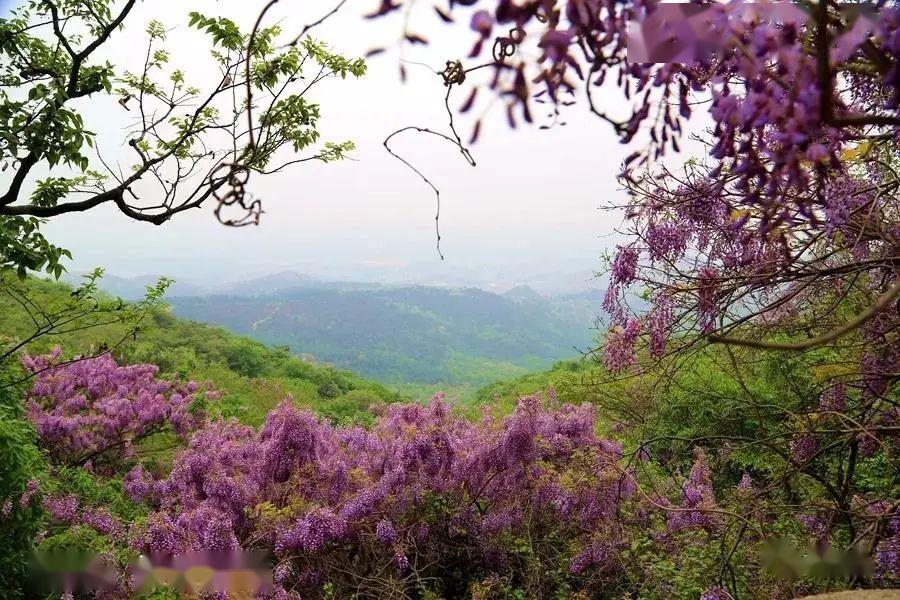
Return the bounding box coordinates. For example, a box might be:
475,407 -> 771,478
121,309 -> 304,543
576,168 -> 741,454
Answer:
382,29 -> 524,258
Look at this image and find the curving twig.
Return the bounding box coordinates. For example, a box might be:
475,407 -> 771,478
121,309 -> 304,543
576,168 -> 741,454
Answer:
379,29 -> 527,258
383,123 -> 475,260
285,0 -> 349,47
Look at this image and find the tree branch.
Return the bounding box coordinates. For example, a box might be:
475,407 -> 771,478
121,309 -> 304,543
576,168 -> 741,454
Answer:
708,277 -> 900,350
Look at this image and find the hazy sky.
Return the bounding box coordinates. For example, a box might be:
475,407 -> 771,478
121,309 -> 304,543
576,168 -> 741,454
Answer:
4,0 -> 637,292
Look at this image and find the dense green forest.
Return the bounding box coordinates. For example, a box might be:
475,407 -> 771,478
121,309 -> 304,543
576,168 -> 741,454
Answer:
165,283 -> 599,384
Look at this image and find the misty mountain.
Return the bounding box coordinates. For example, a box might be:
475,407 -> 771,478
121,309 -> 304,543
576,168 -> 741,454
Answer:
502,284 -> 546,303
218,270 -> 316,295
166,283 -> 600,385
63,272 -> 207,299
80,271 -> 390,300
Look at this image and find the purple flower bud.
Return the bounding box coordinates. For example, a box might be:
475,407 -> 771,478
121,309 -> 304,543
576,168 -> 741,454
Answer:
470,10 -> 493,37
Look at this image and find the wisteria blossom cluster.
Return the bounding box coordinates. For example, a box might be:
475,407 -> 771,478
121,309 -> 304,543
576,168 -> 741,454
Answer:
0,478 -> 39,519
665,449 -> 722,533
22,350 -> 217,470
125,394 -> 647,595
41,493 -> 125,539
101,391 -> 759,597
370,0 -> 899,165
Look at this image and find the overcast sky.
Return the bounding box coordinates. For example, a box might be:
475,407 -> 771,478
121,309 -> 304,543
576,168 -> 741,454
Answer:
3,0 -> 638,292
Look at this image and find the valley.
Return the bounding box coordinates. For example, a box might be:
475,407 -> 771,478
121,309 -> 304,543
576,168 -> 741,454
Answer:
89,272 -> 603,385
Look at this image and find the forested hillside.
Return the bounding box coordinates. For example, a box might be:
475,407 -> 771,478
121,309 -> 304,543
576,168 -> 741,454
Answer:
3,273 -> 896,599
166,283 -> 599,384
0,277 -> 400,426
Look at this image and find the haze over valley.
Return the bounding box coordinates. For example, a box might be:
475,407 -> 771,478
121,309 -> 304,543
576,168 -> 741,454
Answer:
83,271 -> 602,385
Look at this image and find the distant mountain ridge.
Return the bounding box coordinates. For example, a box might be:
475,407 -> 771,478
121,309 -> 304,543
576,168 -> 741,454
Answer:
70,271 -> 403,300
63,273 -> 207,299
81,271 -> 601,385
502,284 -> 545,303
163,282 -> 599,385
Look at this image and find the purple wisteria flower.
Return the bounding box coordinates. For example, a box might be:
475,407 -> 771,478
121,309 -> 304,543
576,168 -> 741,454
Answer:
22,350 -> 216,469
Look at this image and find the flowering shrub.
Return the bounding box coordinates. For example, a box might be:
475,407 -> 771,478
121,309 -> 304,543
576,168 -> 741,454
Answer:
22,349 -> 217,470
614,344 -> 900,595
128,394 -> 645,597
13,350 -> 898,598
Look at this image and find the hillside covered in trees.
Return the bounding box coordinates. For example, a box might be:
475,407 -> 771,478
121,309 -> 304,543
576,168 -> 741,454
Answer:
0,277 -> 401,427
2,272 -> 896,599
166,283 -> 599,384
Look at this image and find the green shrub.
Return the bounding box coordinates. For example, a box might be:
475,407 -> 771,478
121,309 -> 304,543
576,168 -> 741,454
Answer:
0,367 -> 46,599
225,340 -> 269,378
